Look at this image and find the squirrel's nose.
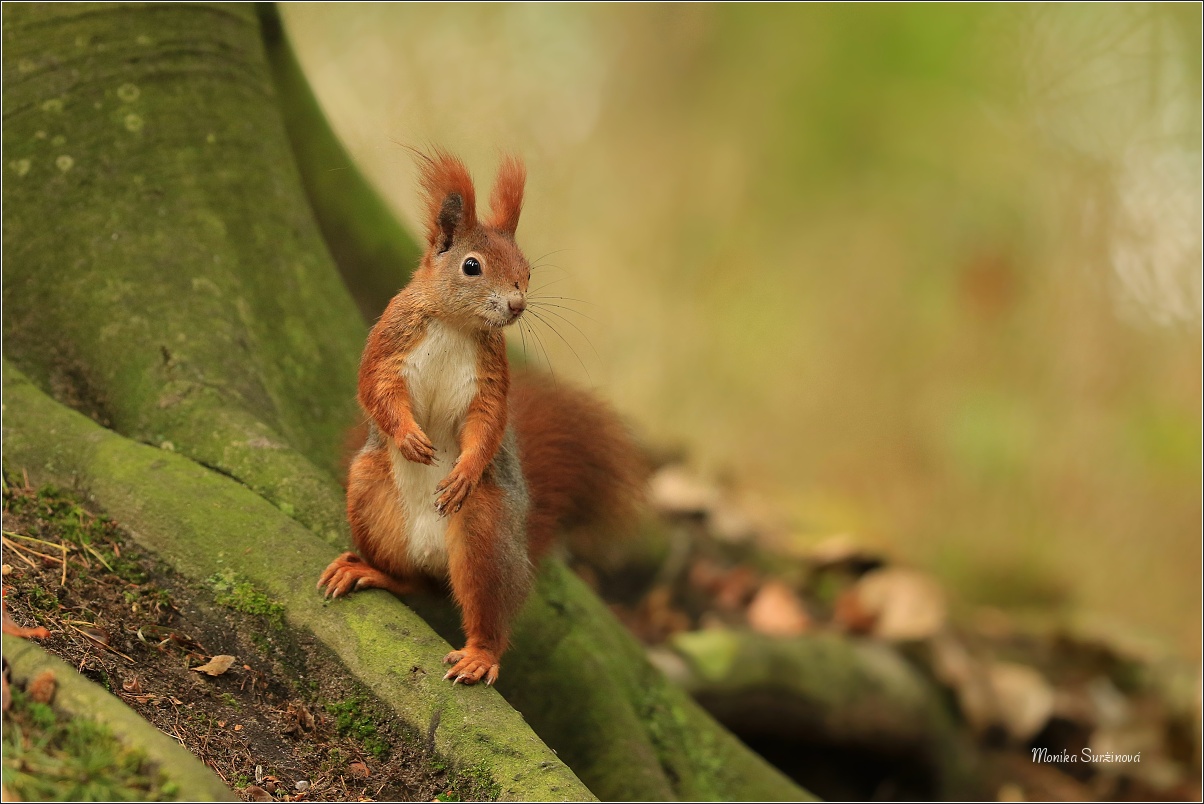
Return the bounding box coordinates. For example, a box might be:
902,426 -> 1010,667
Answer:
508,297 -> 526,316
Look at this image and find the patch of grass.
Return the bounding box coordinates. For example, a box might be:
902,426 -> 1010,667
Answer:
22,585 -> 60,613
207,569 -> 284,627
325,699 -> 389,760
3,482 -> 146,584
2,687 -> 179,801
218,692 -> 240,710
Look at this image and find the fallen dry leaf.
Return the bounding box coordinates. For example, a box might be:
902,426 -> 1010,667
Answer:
28,670 -> 56,704
805,534 -> 887,574
648,465 -> 720,516
191,654 -> 236,676
929,633 -> 1003,735
987,661 -> 1055,743
122,676 -> 143,694
283,701 -> 316,734
79,627 -> 110,648
713,566 -> 759,612
708,502 -> 757,543
833,588 -> 877,634
244,784 -> 273,802
617,586 -> 691,644
844,567 -> 946,641
746,580 -> 811,637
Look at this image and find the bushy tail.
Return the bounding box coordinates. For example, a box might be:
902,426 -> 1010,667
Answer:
509,370 -> 649,559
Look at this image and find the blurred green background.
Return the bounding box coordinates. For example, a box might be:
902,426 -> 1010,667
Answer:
281,4 -> 1201,658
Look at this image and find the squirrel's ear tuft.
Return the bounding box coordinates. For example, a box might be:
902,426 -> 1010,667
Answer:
417,148 -> 477,252
487,154 -> 525,236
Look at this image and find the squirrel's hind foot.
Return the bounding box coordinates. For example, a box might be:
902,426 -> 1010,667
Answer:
442,647 -> 500,686
317,552 -> 411,599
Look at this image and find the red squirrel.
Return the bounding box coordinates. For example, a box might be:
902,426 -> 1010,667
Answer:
317,149 -> 646,685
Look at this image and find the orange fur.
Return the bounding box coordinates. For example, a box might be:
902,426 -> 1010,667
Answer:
447,481 -> 522,653
486,154 -> 525,235
416,148 -> 477,250
509,370 -> 648,559
319,148 -> 645,686
345,446 -> 416,579
355,289 -> 430,448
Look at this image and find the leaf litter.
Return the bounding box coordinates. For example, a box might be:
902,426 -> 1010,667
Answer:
583,461 -> 1202,801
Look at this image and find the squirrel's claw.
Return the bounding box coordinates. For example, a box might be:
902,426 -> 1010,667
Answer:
397,430 -> 437,465
317,552 -> 411,600
441,647 -> 499,686
434,470 -> 475,517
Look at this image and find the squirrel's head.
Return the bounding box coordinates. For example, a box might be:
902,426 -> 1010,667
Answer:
413,149 -> 530,332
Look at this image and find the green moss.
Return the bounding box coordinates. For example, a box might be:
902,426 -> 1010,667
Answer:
2,687 -> 178,801
207,569 -> 284,627
447,763 -> 502,801
325,698 -> 389,760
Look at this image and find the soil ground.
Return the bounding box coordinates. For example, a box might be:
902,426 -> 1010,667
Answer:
1,478 -> 494,803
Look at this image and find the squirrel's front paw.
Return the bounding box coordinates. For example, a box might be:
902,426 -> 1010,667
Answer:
396,428 -> 436,465
443,647 -> 500,686
434,467 -> 476,516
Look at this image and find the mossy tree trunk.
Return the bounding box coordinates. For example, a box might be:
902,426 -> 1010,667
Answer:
3,1 -> 358,543
2,4 -> 808,800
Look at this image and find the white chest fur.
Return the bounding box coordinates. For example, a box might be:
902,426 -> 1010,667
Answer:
389,320 -> 479,573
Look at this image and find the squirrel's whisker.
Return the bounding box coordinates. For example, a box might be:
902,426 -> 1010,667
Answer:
528,301 -> 600,325
517,315 -> 530,364
529,276 -> 572,295
528,304 -> 601,360
523,316 -> 556,382
531,248 -> 571,266
527,309 -> 592,382
526,293 -> 595,307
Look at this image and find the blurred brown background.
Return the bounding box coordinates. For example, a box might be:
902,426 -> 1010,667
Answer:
281,4 -> 1201,659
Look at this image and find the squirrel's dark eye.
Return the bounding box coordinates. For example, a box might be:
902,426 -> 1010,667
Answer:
462,257 -> 481,276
